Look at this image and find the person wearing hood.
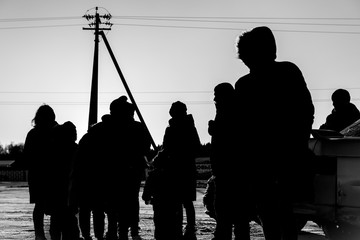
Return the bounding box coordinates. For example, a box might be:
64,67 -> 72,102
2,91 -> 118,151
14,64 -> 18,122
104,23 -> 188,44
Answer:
161,101 -> 202,240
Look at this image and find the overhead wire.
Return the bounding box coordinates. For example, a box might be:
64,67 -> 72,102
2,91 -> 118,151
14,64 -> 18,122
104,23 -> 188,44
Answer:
112,15 -> 360,27
0,100 -> 213,106
2,87 -> 360,94
2,87 -> 360,106
2,15 -> 360,22
0,15 -> 360,34
0,15 -> 360,106
0,16 -> 81,22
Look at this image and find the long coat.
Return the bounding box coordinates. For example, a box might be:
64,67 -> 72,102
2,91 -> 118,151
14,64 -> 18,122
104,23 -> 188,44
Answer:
162,114 -> 201,202
23,123 -> 58,204
46,124 -> 78,214
74,114 -> 150,211
235,61 -> 315,200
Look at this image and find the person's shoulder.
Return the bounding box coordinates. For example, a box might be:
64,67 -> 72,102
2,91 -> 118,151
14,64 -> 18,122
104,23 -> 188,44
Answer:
78,132 -> 89,145
26,126 -> 45,138
89,121 -> 105,132
237,73 -> 251,81
349,102 -> 360,113
25,128 -> 37,142
235,73 -> 251,89
276,61 -> 301,72
83,122 -> 106,141
27,127 -> 37,135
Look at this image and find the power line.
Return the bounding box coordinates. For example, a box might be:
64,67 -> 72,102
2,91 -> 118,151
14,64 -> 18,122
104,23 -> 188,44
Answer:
112,16 -> 360,27
2,22 -> 359,34
0,100 -> 213,106
1,15 -> 360,34
2,88 -> 360,95
4,98 -> 360,106
0,90 -> 213,94
112,23 -> 360,34
0,24 -> 84,30
1,15 -> 360,22
111,15 -> 360,21
0,16 -> 81,22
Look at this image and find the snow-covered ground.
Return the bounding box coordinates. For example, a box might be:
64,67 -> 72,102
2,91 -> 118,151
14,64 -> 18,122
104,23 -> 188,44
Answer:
0,182 -> 326,240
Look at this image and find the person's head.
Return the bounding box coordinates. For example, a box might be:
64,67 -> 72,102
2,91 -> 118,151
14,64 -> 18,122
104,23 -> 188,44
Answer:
332,88 -> 351,110
169,101 -> 187,118
32,104 -> 56,128
62,121 -> 77,142
236,26 -> 277,69
109,95 -> 135,120
214,82 -> 235,108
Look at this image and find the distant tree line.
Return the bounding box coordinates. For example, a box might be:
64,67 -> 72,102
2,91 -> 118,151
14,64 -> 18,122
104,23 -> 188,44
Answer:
0,143 -> 24,160
0,142 -> 211,161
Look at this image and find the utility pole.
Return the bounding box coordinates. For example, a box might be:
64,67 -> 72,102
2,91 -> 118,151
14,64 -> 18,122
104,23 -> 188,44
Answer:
83,7 -> 112,129
82,7 -> 157,151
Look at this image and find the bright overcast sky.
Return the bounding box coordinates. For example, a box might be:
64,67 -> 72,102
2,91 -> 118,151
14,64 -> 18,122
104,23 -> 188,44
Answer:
0,0 -> 360,147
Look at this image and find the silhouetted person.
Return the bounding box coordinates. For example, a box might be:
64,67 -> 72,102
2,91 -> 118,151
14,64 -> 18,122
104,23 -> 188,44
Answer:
161,101 -> 201,240
235,26 -> 315,240
208,82 -> 249,240
75,129 -> 106,240
46,121 -> 82,240
23,104 -> 58,240
320,88 -> 360,132
142,149 -> 184,240
75,96 -> 150,240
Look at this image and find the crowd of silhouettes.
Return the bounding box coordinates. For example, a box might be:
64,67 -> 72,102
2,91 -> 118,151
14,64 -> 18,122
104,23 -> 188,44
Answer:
24,105 -> 83,240
74,96 -> 151,240
22,25 -> 360,240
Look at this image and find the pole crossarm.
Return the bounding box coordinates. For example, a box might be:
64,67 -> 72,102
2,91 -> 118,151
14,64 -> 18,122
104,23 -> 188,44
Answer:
83,27 -> 112,31
99,31 -> 158,152
83,7 -> 112,129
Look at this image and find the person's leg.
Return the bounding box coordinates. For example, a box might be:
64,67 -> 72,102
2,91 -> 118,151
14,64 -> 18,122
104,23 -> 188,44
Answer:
79,207 -> 92,240
153,200 -> 181,240
153,203 -> 161,240
212,179 -> 234,240
62,208 -> 82,240
93,208 -> 105,240
183,201 -> 196,228
213,214 -> 232,240
33,203 -> 46,240
130,177 -> 142,239
49,213 -> 62,240
130,198 -> 140,238
256,182 -> 282,240
175,203 -> 184,240
233,219 -> 250,240
183,201 -> 196,240
280,203 -> 298,240
117,212 -> 129,240
278,179 -> 298,240
105,210 -> 118,240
